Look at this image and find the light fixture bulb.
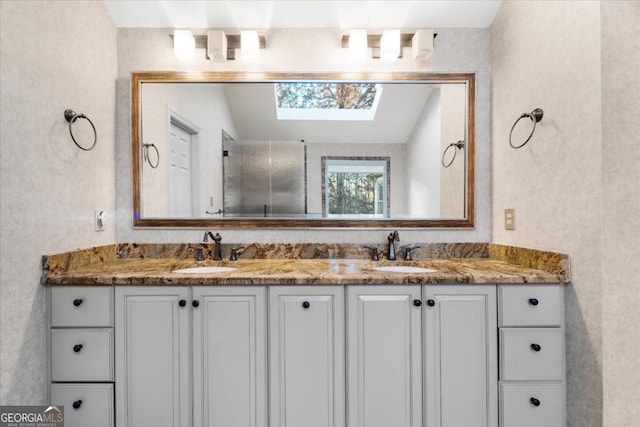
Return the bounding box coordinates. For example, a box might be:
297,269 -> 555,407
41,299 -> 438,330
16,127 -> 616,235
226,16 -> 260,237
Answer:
380,29 -> 401,61
349,29 -> 368,60
174,30 -> 195,60
241,31 -> 259,61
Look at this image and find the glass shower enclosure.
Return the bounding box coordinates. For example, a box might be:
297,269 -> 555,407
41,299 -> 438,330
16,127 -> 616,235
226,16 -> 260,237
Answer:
222,140 -> 307,217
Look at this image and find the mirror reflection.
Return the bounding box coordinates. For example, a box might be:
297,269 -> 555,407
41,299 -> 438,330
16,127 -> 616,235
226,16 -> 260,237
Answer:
133,72 -> 474,228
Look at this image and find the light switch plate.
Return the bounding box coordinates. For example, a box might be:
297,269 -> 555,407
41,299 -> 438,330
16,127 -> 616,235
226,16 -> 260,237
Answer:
504,208 -> 515,230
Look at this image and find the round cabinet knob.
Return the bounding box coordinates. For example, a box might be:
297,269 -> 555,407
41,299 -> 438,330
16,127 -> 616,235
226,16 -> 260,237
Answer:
73,299 -> 83,307
413,299 -> 422,307
530,397 -> 541,407
529,298 -> 539,306
427,299 -> 436,307
531,343 -> 542,352
72,400 -> 83,409
192,300 -> 200,308
73,344 -> 83,353
302,301 -> 310,309
179,299 -> 187,307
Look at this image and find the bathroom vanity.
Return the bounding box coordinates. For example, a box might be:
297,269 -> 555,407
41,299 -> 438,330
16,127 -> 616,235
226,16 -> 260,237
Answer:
43,243 -> 568,427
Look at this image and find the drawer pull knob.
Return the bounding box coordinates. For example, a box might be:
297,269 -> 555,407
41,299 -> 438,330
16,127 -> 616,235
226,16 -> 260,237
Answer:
73,299 -> 83,307
73,344 -> 83,353
427,299 -> 436,307
192,300 -> 200,308
72,400 -> 83,409
178,299 -> 187,307
531,343 -> 542,352
530,397 -> 541,407
413,299 -> 422,307
302,301 -> 310,309
529,298 -> 539,306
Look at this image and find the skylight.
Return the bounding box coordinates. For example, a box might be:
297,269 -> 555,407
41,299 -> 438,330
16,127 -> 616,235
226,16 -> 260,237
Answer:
275,83 -> 382,121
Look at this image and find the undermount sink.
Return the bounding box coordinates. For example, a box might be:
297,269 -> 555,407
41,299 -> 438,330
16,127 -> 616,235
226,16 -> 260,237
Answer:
171,266 -> 237,274
371,266 -> 438,274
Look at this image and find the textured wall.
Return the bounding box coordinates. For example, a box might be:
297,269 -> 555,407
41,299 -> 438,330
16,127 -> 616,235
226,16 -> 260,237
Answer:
600,1 -> 640,425
116,27 -> 491,243
490,1 -> 631,425
0,1 -> 117,404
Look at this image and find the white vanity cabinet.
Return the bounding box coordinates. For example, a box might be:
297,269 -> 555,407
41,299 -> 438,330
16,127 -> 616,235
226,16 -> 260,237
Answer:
115,286 -> 191,427
115,286 -> 267,427
423,285 -> 498,427
345,285 -> 497,427
498,285 -> 565,427
346,285 -> 423,427
48,286 -> 115,427
269,286 -> 345,427
48,281 -> 565,427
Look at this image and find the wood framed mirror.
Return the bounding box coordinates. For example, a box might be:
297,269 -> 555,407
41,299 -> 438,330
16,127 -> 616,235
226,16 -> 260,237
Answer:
132,72 -> 474,228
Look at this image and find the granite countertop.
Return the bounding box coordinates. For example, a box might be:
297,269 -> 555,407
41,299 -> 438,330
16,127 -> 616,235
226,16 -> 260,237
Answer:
41,243 -> 570,286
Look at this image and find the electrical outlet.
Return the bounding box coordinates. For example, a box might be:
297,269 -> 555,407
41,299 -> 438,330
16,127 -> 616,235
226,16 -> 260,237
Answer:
504,208 -> 515,230
94,210 -> 106,232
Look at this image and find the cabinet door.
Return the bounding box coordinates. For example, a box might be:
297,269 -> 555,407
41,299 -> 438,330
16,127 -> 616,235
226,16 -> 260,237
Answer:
269,286 -> 345,427
423,285 -> 498,427
346,285 -> 423,427
192,286 -> 267,427
115,287 -> 190,427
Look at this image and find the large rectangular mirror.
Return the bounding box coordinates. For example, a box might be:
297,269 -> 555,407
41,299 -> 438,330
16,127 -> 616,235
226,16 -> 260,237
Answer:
132,72 -> 474,228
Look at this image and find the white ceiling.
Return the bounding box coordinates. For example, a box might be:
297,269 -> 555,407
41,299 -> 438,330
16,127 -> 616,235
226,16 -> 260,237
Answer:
103,1 -> 502,29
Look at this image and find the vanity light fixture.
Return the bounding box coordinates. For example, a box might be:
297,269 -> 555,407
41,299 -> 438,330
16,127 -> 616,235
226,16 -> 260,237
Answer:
380,29 -> 401,61
240,31 -> 260,61
173,30 -> 196,60
170,31 -> 266,61
342,29 -> 436,61
349,29 -> 368,60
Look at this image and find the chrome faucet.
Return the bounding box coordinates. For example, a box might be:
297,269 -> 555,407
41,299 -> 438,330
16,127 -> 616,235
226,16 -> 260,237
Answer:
203,231 -> 223,260
386,231 -> 400,260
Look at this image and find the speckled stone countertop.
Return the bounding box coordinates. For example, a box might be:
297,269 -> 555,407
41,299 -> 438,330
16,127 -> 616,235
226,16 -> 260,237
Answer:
41,243 -> 570,286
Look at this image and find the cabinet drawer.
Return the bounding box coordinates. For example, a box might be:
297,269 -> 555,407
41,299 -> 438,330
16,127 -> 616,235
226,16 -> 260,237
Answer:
500,383 -> 562,427
499,286 -> 562,327
51,329 -> 113,382
50,383 -> 114,427
500,329 -> 563,381
51,287 -> 113,327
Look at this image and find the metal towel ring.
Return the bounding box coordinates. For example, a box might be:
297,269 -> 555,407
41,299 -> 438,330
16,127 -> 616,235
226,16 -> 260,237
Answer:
442,140 -> 465,168
64,109 -> 97,151
509,108 -> 543,149
143,143 -> 160,168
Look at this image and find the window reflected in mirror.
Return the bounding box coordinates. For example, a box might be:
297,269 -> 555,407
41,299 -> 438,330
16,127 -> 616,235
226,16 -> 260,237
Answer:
322,157 -> 390,218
